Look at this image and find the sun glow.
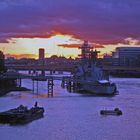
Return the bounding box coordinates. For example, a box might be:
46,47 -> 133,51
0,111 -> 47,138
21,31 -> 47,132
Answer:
0,33 -> 124,59
1,34 -> 81,59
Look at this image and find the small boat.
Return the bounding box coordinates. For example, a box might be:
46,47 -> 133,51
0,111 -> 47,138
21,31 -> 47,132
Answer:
100,108 -> 122,116
0,102 -> 44,125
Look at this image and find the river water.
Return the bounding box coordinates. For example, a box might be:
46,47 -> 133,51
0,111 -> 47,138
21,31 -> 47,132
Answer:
0,77 -> 140,140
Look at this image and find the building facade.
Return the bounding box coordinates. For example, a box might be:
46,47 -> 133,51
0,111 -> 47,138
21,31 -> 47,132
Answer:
39,48 -> 45,60
0,51 -> 5,72
112,47 -> 140,66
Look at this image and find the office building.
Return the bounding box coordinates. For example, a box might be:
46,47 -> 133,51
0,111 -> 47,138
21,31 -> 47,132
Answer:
0,51 -> 5,72
112,47 -> 140,66
39,48 -> 45,60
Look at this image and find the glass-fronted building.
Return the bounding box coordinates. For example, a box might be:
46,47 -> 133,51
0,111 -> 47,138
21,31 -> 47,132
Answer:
112,47 -> 140,66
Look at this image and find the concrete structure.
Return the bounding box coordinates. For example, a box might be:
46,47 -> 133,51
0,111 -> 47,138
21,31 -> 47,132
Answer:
112,47 -> 140,66
39,48 -> 45,60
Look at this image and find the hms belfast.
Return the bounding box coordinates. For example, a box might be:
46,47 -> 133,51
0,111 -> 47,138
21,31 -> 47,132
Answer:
73,41 -> 117,95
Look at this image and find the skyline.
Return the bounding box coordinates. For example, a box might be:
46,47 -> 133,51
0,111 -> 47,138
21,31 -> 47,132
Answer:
0,0 -> 140,58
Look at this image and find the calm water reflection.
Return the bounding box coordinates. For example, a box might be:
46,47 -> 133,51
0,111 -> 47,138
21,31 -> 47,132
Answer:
0,78 -> 140,140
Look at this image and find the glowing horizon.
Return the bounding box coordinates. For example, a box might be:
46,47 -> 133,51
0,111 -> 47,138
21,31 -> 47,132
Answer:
0,34 -> 82,59
1,33 -> 140,59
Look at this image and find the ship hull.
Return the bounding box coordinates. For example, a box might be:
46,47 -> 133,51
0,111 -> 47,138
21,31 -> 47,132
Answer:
77,82 -> 117,95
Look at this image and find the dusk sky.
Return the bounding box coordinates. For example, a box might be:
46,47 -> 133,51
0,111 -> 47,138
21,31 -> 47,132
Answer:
0,0 -> 140,58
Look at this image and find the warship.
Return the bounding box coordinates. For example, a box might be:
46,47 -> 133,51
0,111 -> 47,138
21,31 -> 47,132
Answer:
74,41 -> 117,95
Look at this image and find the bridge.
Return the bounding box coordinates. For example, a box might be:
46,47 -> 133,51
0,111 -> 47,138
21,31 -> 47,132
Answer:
0,72 -> 71,80
6,63 -> 76,72
6,64 -> 140,72
103,65 -> 140,72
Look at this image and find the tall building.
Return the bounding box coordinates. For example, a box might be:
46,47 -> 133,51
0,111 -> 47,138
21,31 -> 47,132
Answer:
112,47 -> 140,66
0,51 -> 5,72
39,48 -> 45,60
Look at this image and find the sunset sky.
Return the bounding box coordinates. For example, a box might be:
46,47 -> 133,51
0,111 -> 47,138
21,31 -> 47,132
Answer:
0,0 -> 140,59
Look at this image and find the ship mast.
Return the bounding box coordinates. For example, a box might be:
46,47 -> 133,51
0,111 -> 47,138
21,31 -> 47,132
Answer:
79,41 -> 92,59
90,49 -> 100,64
79,41 -> 100,64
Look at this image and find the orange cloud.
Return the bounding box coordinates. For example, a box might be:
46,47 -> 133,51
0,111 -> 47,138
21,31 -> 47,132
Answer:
93,43 -> 105,48
58,44 -> 80,48
6,54 -> 37,59
58,43 -> 104,49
